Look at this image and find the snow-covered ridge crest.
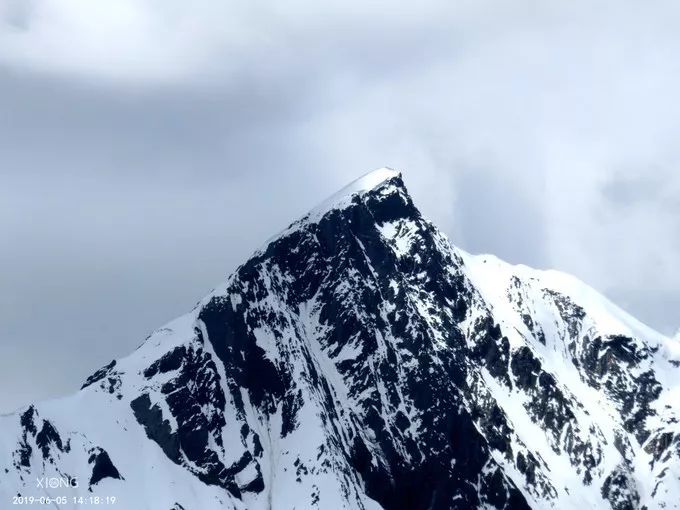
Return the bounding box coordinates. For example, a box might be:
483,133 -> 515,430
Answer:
257,167 -> 402,253
460,251 -> 671,345
308,166 -> 401,218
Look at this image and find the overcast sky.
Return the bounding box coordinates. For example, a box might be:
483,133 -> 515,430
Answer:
1,0 -> 679,412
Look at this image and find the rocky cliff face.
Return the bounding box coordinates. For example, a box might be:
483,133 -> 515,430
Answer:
1,169 -> 678,510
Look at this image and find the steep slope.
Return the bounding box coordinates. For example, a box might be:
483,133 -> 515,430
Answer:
0,169 -> 677,510
462,253 -> 680,509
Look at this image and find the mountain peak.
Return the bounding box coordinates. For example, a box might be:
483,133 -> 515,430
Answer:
307,166 -> 402,220
2,170 -> 678,510
259,167 -> 404,252
327,166 -> 401,200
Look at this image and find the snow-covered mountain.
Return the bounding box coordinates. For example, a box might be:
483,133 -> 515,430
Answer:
1,169 -> 678,510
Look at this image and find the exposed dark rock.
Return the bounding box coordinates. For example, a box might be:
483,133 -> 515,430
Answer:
88,447 -> 123,486
130,393 -> 180,464
601,465 -> 640,510
35,421 -> 63,460
81,360 -> 117,389
511,347 -> 540,389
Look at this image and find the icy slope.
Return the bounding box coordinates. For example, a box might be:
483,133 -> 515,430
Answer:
0,169 -> 677,510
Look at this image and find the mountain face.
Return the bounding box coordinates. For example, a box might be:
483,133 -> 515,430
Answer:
1,168 -> 679,510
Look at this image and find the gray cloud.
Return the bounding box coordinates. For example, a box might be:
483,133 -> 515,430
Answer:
1,0 -> 679,412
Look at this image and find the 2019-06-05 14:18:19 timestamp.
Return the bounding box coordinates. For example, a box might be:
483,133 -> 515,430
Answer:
12,496 -> 118,505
